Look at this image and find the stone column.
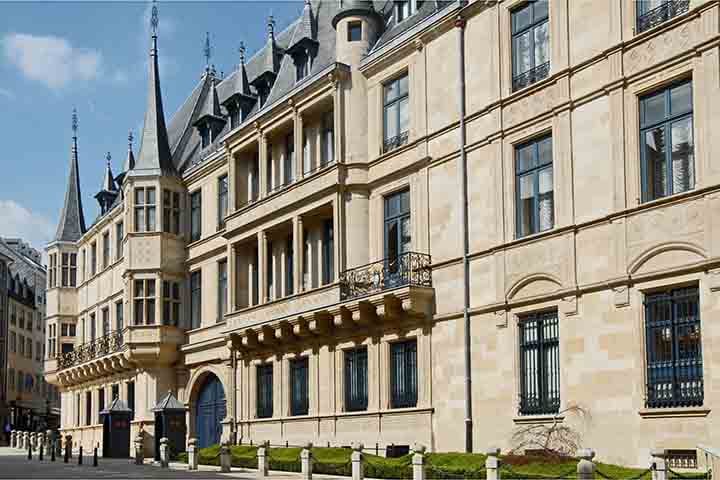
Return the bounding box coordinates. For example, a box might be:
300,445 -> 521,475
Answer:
227,147 -> 236,214
351,442 -> 364,480
257,441 -> 269,477
294,109 -> 304,180
220,442 -> 231,473
576,449 -> 595,480
159,437 -> 169,468
332,196 -> 340,282
187,438 -> 198,471
652,449 -> 668,480
258,231 -> 267,304
412,443 -> 426,480
134,434 -> 144,465
485,448 -> 501,480
293,216 -> 304,293
332,77 -> 343,164
259,132 -> 268,198
301,442 -> 313,480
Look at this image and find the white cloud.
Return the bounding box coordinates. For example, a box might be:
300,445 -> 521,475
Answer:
0,200 -> 55,254
0,87 -> 13,100
2,33 -> 102,89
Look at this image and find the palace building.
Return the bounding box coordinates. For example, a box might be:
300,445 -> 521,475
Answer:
44,0 -> 720,467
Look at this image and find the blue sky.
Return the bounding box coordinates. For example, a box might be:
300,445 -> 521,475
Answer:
0,1 -> 303,254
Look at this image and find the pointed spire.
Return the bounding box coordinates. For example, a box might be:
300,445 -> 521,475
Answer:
203,32 -> 212,75
55,108 -> 87,242
131,0 -> 175,177
222,41 -> 256,114
124,130 -> 135,172
101,152 -> 117,193
264,14 -> 280,74
298,0 -> 315,41
235,41 -> 251,95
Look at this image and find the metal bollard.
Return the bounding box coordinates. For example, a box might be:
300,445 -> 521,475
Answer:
51,441 -> 56,462
78,445 -> 83,465
412,443 -> 426,480
485,447 -> 501,480
39,443 -> 44,461
220,442 -> 231,473
576,449 -> 595,480
351,442 -> 364,480
65,435 -> 72,460
300,442 -> 314,480
27,441 -> 32,460
257,441 -> 270,477
187,437 -> 198,471
93,447 -> 98,467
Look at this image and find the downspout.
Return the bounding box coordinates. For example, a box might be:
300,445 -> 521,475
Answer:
455,7 -> 472,454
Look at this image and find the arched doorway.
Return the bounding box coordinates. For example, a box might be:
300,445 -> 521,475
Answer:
195,374 -> 226,449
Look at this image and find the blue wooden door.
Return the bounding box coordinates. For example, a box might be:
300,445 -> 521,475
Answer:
195,376 -> 226,449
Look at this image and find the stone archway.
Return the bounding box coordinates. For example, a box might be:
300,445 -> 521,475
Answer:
190,372 -> 227,449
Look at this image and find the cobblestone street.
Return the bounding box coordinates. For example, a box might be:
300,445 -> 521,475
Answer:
0,447 -> 310,479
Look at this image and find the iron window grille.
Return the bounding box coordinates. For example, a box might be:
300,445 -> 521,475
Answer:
290,357 -> 309,416
345,347 -> 369,412
518,310 -> 560,415
257,364 -> 274,419
516,135 -> 554,238
639,80 -> 694,203
645,286 -> 703,409
383,74 -> 409,153
391,340 -> 418,408
511,0 -> 550,92
636,0 -> 690,34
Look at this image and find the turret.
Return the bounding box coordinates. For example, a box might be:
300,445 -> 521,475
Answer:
115,131 -> 135,187
222,42 -> 257,130
332,0 -> 382,67
95,152 -> 119,214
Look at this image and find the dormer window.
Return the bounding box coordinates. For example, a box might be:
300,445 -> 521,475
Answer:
295,53 -> 309,82
200,125 -> 211,149
229,105 -> 241,130
396,0 -> 421,23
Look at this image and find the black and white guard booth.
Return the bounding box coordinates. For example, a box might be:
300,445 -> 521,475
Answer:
99,398 -> 132,458
151,391 -> 187,461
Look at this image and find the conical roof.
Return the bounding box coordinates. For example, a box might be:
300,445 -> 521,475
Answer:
54,109 -> 87,243
332,0 -> 380,28
100,397 -> 132,415
99,153 -> 117,193
130,2 -> 176,177
123,131 -> 136,173
194,73 -> 224,126
151,391 -> 186,412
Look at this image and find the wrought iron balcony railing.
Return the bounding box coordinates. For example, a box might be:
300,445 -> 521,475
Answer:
637,0 -> 689,34
512,61 -> 550,92
57,329 -> 126,370
383,131 -> 409,154
339,252 -> 432,301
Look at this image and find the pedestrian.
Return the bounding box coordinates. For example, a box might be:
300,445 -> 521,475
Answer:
3,421 -> 11,446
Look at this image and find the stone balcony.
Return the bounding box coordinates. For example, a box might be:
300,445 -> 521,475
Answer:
45,325 -> 185,388
225,252 -> 434,350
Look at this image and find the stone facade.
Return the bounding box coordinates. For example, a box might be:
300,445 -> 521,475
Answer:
44,0 -> 720,467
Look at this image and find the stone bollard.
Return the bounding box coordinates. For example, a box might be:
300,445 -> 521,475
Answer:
38,433 -> 45,454
159,437 -> 169,468
351,442 -> 364,480
576,449 -> 595,480
39,442 -> 44,461
257,441 -> 270,477
652,449 -> 668,480
485,447 -> 501,480
10,430 -> 16,448
300,442 -> 314,480
187,438 -> 198,471
31,432 -> 37,452
24,432 -> 30,451
134,434 -> 144,465
13,431 -> 19,449
56,437 -> 62,458
412,443 -> 426,480
220,442 -> 232,473
46,430 -> 52,450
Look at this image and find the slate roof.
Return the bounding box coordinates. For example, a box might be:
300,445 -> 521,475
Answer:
152,391 -> 186,412
100,397 -> 132,414
371,1 -> 456,52
55,131 -> 87,243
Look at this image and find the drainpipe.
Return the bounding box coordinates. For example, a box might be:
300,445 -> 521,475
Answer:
455,7 -> 472,454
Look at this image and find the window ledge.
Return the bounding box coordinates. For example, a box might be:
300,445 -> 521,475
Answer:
513,414 -> 564,425
638,407 -> 710,419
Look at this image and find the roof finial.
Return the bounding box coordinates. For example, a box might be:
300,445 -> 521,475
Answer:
203,32 -> 212,73
71,108 -> 78,139
106,151 -> 112,166
239,41 -> 246,66
151,0 -> 159,37
268,14 -> 276,39
128,130 -> 134,149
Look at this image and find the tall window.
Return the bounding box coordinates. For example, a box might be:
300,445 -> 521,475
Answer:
133,279 -> 156,325
395,0 -> 420,22
190,190 -> 202,242
321,112 -> 334,166
516,135 -> 553,238
49,254 -> 57,288
519,310 -> 560,415
256,363 -> 274,418
637,0 -> 691,34
267,240 -> 275,301
61,253 -> 77,287
290,357 -> 309,416
391,340 -> 418,408
217,260 -> 227,322
111,384 -> 119,401
190,270 -> 202,329
284,135 -> 294,186
162,281 -> 181,326
383,74 -> 409,153
102,231 -> 110,269
285,236 -> 294,296
511,0 -> 549,92
322,219 -> 334,285
645,286 -> 703,408
81,249 -> 86,282
295,53 -> 309,82
91,242 -> 97,276
98,388 -> 105,423
115,301 -> 124,331
217,176 -> 228,230
640,80 -> 694,202
116,221 -> 124,261
127,381 -> 135,420
85,391 -> 92,426
163,190 -> 181,234
134,187 -> 157,232
101,307 -> 109,337
344,347 -> 368,412
90,313 -> 96,341
384,189 -> 411,281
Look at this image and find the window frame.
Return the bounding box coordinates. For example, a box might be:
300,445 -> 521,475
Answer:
344,347 -> 369,412
217,175 -> 228,230
133,278 -> 156,325
190,190 -> 202,242
510,0 -> 550,92
290,357 -> 309,416
115,221 -> 124,261
102,231 -> 110,269
190,270 -> 202,330
348,21 -> 362,42
382,73 -> 410,153
256,363 -> 274,419
163,189 -> 181,235
162,280 -> 181,327
639,79 -> 694,203
518,309 -> 560,416
390,339 -> 418,409
636,0 -> 691,34
134,186 -> 157,233
515,134 -> 554,238
217,260 -> 228,322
